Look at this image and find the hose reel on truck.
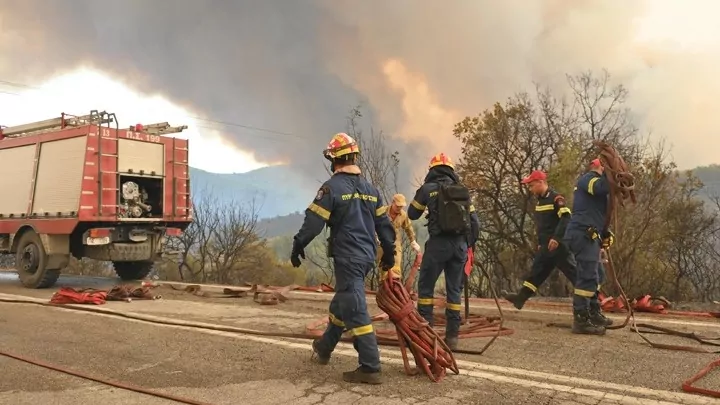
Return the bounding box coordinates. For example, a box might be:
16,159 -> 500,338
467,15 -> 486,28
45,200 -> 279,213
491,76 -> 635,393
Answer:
0,111 -> 191,288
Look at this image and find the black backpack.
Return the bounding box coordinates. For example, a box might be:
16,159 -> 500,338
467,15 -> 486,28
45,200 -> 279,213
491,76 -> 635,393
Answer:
436,182 -> 472,235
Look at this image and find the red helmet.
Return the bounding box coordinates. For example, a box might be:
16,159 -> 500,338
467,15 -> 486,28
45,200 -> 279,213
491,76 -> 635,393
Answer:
323,132 -> 360,160
428,153 -> 454,169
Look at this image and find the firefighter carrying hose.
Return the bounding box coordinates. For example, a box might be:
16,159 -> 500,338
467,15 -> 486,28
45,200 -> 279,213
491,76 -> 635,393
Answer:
375,193 -> 421,280
290,132 -> 396,384
407,153 -> 480,350
503,170 -> 577,309
563,158 -> 615,335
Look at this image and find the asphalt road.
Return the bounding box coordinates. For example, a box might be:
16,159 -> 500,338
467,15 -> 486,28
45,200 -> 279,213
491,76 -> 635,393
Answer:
0,272 -> 719,405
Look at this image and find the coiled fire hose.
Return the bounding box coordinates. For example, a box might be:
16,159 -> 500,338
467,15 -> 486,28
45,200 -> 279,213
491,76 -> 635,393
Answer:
375,274 -> 459,382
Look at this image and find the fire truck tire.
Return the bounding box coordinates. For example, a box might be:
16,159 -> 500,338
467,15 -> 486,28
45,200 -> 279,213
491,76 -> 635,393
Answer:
112,261 -> 153,281
15,231 -> 60,289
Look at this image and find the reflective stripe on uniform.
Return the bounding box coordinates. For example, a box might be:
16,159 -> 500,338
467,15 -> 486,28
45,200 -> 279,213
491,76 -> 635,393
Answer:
376,205 -> 387,216
341,193 -> 378,202
446,302 -> 462,311
351,324 -> 374,336
574,288 -> 596,297
308,203 -> 330,220
469,204 -> 476,213
417,297 -> 434,305
411,200 -> 426,211
535,204 -> 554,212
557,207 -> 571,217
522,281 -> 538,292
587,177 -> 599,195
329,313 -> 345,327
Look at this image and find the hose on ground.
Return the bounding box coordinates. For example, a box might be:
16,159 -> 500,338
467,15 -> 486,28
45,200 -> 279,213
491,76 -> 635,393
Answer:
375,275 -> 459,382
0,348 -> 213,405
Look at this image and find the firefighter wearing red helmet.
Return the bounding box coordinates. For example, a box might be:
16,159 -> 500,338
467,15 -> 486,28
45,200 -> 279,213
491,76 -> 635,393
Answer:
502,170 -> 578,310
290,132 -> 396,384
406,152 -> 480,350
563,157 -> 615,335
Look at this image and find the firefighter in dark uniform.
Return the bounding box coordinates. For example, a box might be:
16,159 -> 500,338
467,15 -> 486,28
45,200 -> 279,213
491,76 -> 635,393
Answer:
503,170 -> 577,309
290,132 -> 396,384
407,153 -> 480,350
563,158 -> 615,335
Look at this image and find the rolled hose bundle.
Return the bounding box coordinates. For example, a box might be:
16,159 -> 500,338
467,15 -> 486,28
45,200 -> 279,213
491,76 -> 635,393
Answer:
593,140 -> 637,215
375,275 -> 459,382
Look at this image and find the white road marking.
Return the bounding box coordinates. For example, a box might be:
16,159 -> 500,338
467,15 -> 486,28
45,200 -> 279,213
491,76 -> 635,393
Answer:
1,293 -> 715,405
126,361 -> 163,372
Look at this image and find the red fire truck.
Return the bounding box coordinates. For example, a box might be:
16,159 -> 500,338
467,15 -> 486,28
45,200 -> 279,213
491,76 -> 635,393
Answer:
0,110 -> 192,288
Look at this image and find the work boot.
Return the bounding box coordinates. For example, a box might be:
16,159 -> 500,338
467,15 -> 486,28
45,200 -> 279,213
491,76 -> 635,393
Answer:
445,336 -> 459,351
342,367 -> 383,384
502,286 -> 534,310
572,309 -> 606,335
311,340 -> 330,365
589,306 -> 614,327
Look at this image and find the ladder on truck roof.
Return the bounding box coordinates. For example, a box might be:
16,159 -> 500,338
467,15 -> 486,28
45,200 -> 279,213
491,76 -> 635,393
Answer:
129,122 -> 188,136
0,110 -> 115,140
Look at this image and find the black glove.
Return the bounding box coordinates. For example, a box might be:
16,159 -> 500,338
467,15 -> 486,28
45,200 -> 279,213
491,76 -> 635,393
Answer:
290,240 -> 305,268
380,247 -> 395,270
601,229 -> 615,249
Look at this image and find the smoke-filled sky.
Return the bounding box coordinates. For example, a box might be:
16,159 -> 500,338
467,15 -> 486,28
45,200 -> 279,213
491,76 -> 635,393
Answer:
1,0 -> 719,182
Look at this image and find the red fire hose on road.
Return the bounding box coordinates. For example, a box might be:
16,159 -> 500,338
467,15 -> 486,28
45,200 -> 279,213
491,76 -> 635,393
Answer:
376,275 -> 458,382
0,349 -> 213,405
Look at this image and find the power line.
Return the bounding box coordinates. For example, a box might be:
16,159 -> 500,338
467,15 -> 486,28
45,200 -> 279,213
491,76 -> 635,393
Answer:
194,124 -> 300,144
189,117 -> 300,138
0,77 -> 307,140
0,79 -> 32,89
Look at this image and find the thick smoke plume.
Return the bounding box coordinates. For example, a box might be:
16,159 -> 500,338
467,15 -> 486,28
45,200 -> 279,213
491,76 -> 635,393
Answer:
1,0 -> 719,182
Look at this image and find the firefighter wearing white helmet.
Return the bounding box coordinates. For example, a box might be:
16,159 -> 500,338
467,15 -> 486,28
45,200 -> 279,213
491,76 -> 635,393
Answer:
375,193 -> 421,281
290,132 -> 396,384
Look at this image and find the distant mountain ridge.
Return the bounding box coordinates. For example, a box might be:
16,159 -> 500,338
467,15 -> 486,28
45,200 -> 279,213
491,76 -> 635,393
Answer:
190,164 -> 720,239
189,165 -> 319,219
693,164 -> 720,202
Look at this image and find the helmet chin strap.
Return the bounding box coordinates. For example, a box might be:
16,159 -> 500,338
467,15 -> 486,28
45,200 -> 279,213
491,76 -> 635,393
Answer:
323,151 -> 335,173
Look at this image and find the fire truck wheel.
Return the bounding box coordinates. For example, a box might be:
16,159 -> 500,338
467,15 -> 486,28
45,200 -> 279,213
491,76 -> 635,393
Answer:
15,231 -> 60,289
112,261 -> 153,281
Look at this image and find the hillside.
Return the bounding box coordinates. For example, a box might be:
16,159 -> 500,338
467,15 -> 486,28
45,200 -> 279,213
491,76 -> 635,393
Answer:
693,164 -> 720,202
257,212 -> 305,238
189,165 -> 319,219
